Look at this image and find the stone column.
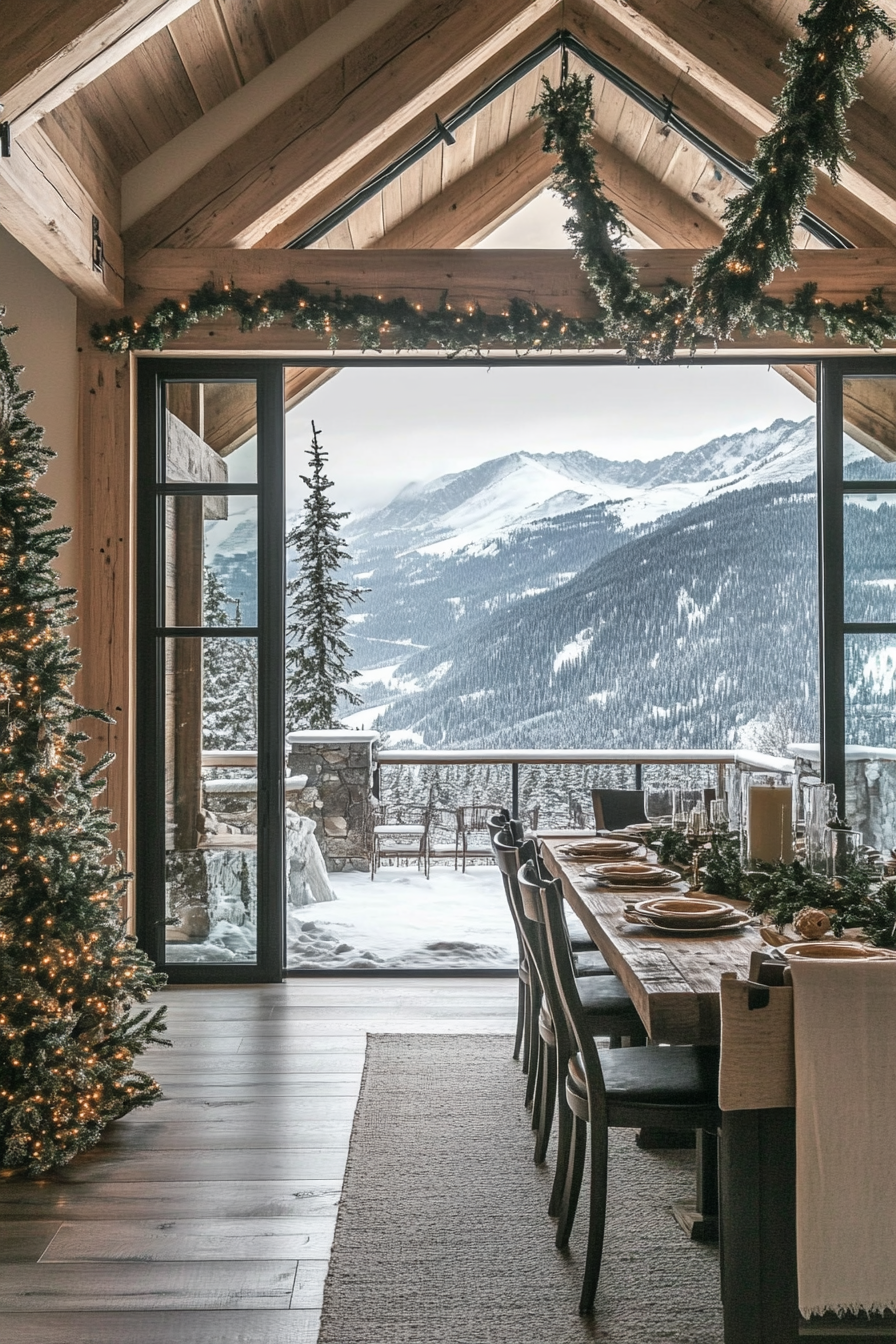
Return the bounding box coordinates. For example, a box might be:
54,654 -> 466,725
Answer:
286,730 -> 379,872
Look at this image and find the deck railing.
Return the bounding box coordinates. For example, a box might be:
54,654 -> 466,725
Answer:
372,747 -> 793,819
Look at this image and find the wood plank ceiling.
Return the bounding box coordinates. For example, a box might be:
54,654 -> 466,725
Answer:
8,0 -> 896,445
47,0 -> 896,256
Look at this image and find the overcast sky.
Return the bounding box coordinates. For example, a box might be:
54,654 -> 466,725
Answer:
273,190 -> 815,516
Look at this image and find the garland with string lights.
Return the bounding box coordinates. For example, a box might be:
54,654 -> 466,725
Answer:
0,316 -> 168,1176
91,0 -> 896,361
537,0 -> 895,359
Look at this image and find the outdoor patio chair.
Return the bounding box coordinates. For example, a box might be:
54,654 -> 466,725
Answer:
522,859 -> 721,1315
454,803 -> 502,872
591,787 -> 646,831
369,800 -> 432,880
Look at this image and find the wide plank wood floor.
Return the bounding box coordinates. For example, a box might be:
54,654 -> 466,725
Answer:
0,976 -> 517,1343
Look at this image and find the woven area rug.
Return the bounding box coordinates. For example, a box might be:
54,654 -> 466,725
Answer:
319,1034 -> 722,1343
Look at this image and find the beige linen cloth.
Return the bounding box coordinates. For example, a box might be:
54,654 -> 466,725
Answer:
790,958 -> 896,1317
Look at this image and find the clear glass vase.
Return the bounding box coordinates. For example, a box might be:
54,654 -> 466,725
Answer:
803,782 -> 837,874
824,825 -> 862,877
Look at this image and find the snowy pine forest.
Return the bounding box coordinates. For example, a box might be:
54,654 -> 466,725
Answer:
201,415 -> 896,778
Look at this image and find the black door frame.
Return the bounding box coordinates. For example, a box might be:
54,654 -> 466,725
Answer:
817,357 -> 896,813
135,352 -> 896,980
135,358 -> 285,983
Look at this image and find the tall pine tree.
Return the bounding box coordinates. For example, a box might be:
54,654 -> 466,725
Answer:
286,423 -> 364,730
202,566 -> 258,750
0,316 -> 167,1176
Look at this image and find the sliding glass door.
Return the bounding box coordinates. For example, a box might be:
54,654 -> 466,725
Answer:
136,361 -> 285,982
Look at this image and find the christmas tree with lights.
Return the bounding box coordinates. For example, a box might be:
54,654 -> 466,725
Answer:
0,315 -> 167,1176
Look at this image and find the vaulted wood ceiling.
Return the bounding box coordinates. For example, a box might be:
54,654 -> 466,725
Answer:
4,0 -> 896,452
6,0 -> 896,307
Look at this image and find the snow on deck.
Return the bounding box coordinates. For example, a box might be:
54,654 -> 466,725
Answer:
286,863 -> 516,970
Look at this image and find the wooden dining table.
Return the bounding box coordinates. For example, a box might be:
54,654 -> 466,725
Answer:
540,832 -> 802,1344
540,833 -> 764,1046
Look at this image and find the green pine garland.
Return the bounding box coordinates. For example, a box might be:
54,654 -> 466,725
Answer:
0,316 -> 168,1175
538,0 -> 896,359
92,0 -> 896,362
668,820 -> 896,947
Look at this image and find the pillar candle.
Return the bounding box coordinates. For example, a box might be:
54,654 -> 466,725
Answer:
748,784 -> 794,864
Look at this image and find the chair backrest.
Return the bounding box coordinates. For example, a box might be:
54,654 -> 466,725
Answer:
592,787 -> 646,831
521,859 -> 608,1115
516,860 -> 576,1065
493,828 -> 542,982
487,813 -> 508,847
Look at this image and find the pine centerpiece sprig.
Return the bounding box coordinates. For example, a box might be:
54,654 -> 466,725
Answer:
0,316 -> 168,1176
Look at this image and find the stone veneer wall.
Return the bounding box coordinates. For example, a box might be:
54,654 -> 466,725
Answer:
286,730 -> 379,872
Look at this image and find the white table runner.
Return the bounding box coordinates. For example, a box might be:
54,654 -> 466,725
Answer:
790,958 -> 896,1318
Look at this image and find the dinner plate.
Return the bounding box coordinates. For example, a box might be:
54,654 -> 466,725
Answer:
560,840 -> 640,859
623,910 -> 754,936
585,864 -> 680,887
781,941 -> 896,961
634,896 -> 735,927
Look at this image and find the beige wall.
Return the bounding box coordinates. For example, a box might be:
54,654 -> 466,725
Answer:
0,224 -> 79,593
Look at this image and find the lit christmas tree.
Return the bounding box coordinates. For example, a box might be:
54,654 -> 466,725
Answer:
286,422 -> 365,729
0,315 -> 167,1176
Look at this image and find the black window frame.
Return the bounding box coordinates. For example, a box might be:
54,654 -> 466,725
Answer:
134,351 -> 896,980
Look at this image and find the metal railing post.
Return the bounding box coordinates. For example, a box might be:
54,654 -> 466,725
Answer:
634,762 -> 643,790
511,762 -> 519,820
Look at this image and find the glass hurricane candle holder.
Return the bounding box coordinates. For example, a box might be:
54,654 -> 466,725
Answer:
742,775 -> 794,866
824,825 -> 862,878
709,798 -> 729,831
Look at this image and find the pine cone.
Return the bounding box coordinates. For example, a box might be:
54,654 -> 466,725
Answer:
793,906 -> 832,940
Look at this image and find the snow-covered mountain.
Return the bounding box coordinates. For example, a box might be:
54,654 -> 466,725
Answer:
347,416 -> 823,556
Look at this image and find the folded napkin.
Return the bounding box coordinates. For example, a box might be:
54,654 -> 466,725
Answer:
790,959 -> 896,1318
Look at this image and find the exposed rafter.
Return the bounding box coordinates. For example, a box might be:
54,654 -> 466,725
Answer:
1,0 -> 201,130
123,0 -> 561,257
0,123 -> 123,308
579,0 -> 896,247
565,0 -> 896,249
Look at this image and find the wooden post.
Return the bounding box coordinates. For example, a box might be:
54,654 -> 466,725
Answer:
77,304 -> 135,907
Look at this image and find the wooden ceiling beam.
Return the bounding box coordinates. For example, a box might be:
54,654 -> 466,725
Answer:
566,0 -> 896,249
124,245 -> 896,353
0,123 -> 124,308
581,0 -> 896,245
123,0 -> 562,257
1,0 -> 201,130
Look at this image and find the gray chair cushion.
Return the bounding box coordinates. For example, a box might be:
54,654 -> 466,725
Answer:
573,949 -> 612,976
569,1044 -> 720,1106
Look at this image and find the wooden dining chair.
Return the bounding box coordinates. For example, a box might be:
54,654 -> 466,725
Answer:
523,860 -> 721,1316
494,831 -> 639,1138
591,787 -> 646,831
487,810 -> 528,1065
513,845 -> 645,1185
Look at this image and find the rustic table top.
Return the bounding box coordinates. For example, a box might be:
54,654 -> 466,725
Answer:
541,833 -> 764,1045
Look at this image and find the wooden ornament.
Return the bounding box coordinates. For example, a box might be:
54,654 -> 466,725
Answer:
793,906 -> 832,940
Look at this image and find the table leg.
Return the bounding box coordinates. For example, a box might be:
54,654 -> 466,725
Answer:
672,1127 -> 719,1242
719,1109 -> 798,1344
